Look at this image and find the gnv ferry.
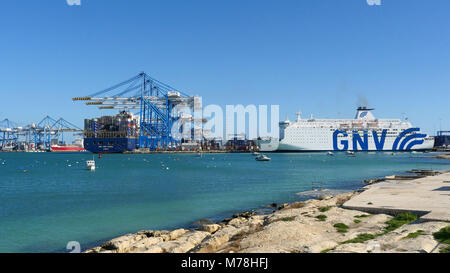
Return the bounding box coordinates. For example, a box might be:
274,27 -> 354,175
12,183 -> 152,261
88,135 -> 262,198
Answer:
257,107 -> 434,152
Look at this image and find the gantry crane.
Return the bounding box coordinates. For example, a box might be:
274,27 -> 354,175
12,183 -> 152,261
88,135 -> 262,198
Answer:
0,116 -> 83,151
73,72 -> 200,150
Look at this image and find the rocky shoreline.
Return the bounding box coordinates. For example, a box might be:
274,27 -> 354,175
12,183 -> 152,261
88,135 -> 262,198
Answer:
436,153 -> 450,159
85,171 -> 450,254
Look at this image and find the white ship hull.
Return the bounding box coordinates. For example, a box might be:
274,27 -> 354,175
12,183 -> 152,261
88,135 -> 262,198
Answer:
257,108 -> 435,152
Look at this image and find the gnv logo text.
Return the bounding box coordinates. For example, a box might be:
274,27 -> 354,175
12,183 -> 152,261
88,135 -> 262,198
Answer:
67,0 -> 81,6
333,128 -> 425,151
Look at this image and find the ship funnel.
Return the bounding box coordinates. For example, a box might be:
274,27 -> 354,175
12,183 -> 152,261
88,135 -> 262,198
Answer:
355,107 -> 376,120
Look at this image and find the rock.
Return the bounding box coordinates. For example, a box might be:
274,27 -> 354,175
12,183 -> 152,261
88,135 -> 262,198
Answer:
318,195 -> 333,201
194,226 -> 245,253
129,237 -> 164,252
331,221 -> 449,253
221,218 -> 233,224
101,233 -> 146,252
228,217 -> 247,228
308,241 -> 339,253
136,230 -> 154,237
330,243 -> 368,253
283,202 -> 306,210
237,211 -> 256,218
364,178 -> 385,185
84,246 -> 102,253
152,230 -> 170,237
247,217 -> 264,230
97,249 -> 118,253
334,193 -> 355,206
139,245 -> 164,253
169,229 -> 188,240
192,219 -> 214,227
199,224 -> 221,233
156,231 -> 210,253
389,236 -> 439,253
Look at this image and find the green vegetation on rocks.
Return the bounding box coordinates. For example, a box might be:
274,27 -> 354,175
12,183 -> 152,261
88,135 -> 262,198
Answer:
433,226 -> 450,244
383,213 -> 418,233
403,230 -> 424,239
318,206 -> 331,212
338,213 -> 419,246
354,214 -> 370,218
342,233 -> 377,244
316,215 -> 327,221
440,246 -> 450,253
320,248 -> 334,253
433,225 -> 450,253
333,223 -> 349,233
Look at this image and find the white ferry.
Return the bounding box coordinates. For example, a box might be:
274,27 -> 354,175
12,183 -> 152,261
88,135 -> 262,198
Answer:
257,107 -> 434,152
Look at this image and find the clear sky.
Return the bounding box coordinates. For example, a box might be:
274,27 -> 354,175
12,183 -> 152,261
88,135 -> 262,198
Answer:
0,0 -> 449,135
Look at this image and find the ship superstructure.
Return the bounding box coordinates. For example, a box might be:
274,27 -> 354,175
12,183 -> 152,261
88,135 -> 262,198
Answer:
258,107 -> 434,152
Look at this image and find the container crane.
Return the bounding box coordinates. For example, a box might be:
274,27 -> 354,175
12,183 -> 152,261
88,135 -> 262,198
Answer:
73,72 -> 199,151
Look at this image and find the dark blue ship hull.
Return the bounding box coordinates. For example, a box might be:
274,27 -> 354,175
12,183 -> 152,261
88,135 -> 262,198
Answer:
84,137 -> 138,153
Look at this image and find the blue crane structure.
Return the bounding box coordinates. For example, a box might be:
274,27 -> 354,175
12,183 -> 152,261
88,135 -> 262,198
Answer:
0,119 -> 20,149
30,116 -> 83,151
0,116 -> 83,151
73,72 -> 198,151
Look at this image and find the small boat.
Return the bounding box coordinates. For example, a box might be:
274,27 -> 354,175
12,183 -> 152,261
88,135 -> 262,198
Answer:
327,152 -> 334,156
346,151 -> 355,156
252,152 -> 261,156
255,154 -> 271,161
86,159 -> 96,171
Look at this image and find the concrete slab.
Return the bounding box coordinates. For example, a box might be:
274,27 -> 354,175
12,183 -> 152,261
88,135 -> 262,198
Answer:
343,172 -> 450,222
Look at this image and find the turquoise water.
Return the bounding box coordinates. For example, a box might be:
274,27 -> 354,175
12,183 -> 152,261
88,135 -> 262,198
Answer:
0,152 -> 448,253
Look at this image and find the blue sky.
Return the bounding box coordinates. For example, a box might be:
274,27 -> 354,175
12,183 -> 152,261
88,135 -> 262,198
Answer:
0,0 -> 449,135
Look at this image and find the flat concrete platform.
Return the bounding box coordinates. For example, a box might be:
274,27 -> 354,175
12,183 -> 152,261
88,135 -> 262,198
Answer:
343,172 -> 450,222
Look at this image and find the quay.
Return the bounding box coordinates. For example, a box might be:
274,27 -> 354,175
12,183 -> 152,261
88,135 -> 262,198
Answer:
343,171 -> 450,222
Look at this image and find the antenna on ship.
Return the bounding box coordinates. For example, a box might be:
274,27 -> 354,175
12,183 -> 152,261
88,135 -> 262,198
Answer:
296,111 -> 302,122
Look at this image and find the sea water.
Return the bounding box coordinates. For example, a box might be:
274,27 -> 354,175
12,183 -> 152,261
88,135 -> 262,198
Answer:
0,152 -> 448,253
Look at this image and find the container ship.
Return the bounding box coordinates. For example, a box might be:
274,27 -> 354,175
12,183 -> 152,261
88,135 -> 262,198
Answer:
83,111 -> 139,153
257,107 -> 435,152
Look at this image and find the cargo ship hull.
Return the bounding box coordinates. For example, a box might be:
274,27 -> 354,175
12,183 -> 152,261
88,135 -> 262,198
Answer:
84,137 -> 138,153
51,146 -> 85,152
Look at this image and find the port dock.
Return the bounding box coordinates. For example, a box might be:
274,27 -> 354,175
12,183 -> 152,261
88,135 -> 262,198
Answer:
343,171 -> 450,222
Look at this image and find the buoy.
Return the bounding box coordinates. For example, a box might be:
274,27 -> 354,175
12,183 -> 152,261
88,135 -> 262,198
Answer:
98,154 -> 102,159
